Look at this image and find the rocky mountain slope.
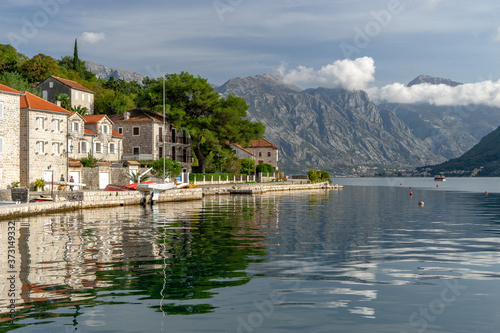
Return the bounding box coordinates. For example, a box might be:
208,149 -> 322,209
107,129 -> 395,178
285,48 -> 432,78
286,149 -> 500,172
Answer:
407,74 -> 462,87
85,61 -> 146,83
216,74 -> 445,173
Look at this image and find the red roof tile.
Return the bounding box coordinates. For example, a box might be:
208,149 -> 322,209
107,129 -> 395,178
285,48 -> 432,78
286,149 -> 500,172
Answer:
20,92 -> 72,114
233,143 -> 255,156
82,115 -> 106,123
0,83 -> 22,94
112,130 -> 124,137
51,76 -> 94,93
249,139 -> 278,150
84,128 -> 97,135
69,158 -> 83,167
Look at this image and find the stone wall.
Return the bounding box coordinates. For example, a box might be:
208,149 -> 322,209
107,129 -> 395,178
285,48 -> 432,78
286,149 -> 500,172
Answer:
20,110 -> 69,189
0,91 -> 21,189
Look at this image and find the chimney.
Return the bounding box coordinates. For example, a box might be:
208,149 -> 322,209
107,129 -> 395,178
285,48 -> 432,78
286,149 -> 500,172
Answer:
56,101 -> 61,107
124,111 -> 129,120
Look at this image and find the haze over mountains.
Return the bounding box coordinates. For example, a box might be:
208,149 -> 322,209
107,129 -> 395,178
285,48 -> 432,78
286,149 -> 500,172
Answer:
85,62 -> 500,174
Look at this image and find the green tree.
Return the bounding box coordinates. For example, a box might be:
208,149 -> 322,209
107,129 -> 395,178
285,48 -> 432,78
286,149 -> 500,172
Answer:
151,158 -> 182,181
20,53 -> 58,83
72,105 -> 89,115
0,44 -> 27,72
308,169 -> 319,183
256,163 -> 274,174
137,72 -> 265,173
94,88 -> 135,114
319,170 -> 330,182
0,71 -> 39,95
56,93 -> 71,110
240,158 -> 255,175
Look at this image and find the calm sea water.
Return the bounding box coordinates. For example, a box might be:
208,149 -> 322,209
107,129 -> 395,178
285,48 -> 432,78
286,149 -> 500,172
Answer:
1,178 -> 500,332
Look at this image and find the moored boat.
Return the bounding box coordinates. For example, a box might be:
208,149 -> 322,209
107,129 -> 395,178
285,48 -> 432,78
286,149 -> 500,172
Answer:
434,175 -> 446,181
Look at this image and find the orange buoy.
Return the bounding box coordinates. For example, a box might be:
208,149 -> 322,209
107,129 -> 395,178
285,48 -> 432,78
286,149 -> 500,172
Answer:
400,183 -> 403,186
436,184 -> 439,187
486,191 -> 489,195
410,192 -> 413,197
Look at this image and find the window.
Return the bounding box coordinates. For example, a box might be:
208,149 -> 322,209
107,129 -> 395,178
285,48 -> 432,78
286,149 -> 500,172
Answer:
118,127 -> 123,134
88,94 -> 91,102
75,91 -> 78,100
101,124 -> 109,134
72,122 -> 80,132
52,142 -> 60,155
0,136 -> 3,154
53,119 -> 60,132
79,141 -> 88,154
68,139 -> 72,153
94,142 -> 102,153
82,93 -> 85,101
133,127 -> 140,136
49,82 -> 53,88
108,143 -> 116,154
37,141 -> 45,154
0,102 -> 3,118
268,152 -> 271,157
42,90 -> 48,100
133,147 -> 140,155
37,117 -> 45,130
258,152 -> 262,157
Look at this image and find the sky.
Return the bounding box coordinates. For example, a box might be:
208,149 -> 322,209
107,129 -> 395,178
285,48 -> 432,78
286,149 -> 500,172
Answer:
3,0 -> 500,106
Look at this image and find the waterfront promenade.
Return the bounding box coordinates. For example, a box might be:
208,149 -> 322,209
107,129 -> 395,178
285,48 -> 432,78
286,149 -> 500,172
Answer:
0,182 -> 342,220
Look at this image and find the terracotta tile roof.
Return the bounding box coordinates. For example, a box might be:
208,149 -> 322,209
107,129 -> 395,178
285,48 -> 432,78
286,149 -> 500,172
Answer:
249,139 -> 279,150
112,130 -> 124,138
20,91 -> 72,114
110,108 -> 167,123
69,158 -> 83,167
0,83 -> 22,94
82,115 -> 106,123
51,76 -> 94,93
232,143 -> 255,156
84,128 -> 97,135
96,161 -> 111,166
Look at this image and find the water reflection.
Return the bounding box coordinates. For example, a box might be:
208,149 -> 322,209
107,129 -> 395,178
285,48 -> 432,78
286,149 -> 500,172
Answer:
0,195 -> 281,330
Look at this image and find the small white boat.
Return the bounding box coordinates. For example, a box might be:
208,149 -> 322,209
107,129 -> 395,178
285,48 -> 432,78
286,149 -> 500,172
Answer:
137,182 -> 175,201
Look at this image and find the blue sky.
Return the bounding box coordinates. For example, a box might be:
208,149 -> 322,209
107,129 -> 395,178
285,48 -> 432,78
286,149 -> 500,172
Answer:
3,0 -> 500,104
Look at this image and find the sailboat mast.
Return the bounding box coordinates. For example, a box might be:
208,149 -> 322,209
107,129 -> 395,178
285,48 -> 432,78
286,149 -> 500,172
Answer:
163,76 -> 166,181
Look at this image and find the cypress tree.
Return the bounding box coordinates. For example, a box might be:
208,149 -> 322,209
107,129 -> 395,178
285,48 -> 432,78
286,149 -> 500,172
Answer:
73,38 -> 80,71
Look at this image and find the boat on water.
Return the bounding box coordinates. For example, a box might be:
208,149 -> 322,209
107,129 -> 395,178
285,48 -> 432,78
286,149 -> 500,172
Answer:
434,175 -> 446,181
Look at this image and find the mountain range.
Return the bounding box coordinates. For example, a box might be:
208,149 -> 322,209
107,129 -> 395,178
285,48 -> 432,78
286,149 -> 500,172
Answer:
215,74 -> 500,174
83,61 -> 500,175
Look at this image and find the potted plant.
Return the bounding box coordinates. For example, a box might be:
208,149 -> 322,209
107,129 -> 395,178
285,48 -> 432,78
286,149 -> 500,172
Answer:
34,178 -> 45,191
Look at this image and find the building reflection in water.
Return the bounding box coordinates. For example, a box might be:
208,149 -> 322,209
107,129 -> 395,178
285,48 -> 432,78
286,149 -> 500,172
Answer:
0,193 -> 282,324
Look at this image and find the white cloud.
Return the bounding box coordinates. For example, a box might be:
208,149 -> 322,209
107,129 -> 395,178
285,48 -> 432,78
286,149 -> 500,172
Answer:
493,26 -> 500,42
368,80 -> 500,107
279,57 -> 376,91
80,32 -> 107,44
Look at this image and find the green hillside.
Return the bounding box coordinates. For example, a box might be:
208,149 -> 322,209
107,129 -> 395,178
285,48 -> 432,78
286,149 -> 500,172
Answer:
425,126 -> 500,176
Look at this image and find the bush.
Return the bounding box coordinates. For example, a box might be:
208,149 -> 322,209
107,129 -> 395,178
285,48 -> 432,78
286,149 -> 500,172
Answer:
256,163 -> 274,174
240,158 -> 255,175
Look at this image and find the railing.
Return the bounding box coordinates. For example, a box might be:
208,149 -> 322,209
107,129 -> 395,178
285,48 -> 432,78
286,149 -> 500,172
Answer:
157,135 -> 192,144
164,154 -> 193,163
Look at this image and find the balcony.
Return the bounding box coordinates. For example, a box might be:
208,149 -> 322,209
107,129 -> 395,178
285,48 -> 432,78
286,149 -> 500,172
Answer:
164,154 -> 193,163
157,135 -> 192,145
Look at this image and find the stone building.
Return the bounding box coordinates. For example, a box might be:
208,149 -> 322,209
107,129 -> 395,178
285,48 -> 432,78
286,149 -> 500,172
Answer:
0,83 -> 22,189
110,108 -> 193,172
231,139 -> 279,171
37,75 -> 95,114
19,91 -> 72,189
80,115 -> 123,161
231,143 -> 255,160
